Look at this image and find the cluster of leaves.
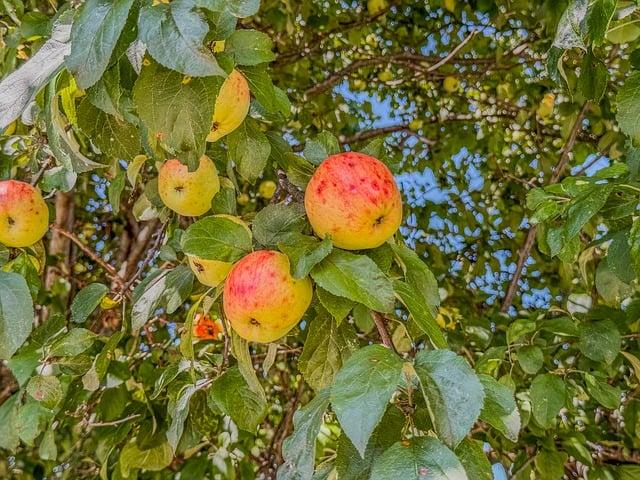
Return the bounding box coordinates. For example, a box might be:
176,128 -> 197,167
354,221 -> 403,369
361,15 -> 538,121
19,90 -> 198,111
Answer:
2,0 -> 640,479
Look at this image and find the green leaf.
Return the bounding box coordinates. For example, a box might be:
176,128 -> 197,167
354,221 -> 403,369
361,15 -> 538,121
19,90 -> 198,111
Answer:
226,0 -> 260,17
209,366 -> 267,431
607,20 -> 640,44
517,345 -> 544,374
587,0 -> 615,45
0,271 -> 34,359
108,166 -> 127,214
279,234 -> 333,279
618,465 -> 640,480
607,230 -> 635,283
578,320 -> 620,364
577,51 -> 607,101
50,328 -> 97,356
617,72 -> 640,143
298,311 -> 358,391
0,394 -> 20,450
253,203 -> 307,247
414,349 -> 484,448
227,118 -> 271,183
390,243 -> 440,307
71,283 -> 109,323
478,374 -> 521,442
303,131 -> 340,165
66,0 -> 135,88
585,373 -> 621,409
311,250 -> 395,314
119,440 -> 173,477
277,389 -> 330,480
330,344 -> 403,456
182,215 -> 253,261
530,374 -> 566,428
132,60 -> 216,166
629,220 -> 640,278
26,375 -> 63,409
167,385 -> 197,452
137,0 -> 224,77
552,0 -> 587,50
38,427 -> 58,461
394,280 -> 447,349
534,449 -> 568,479
225,29 -> 275,65
370,437 -> 467,480
241,65 -> 291,118
316,287 -> 355,323
77,98 -> 141,159
455,439 -> 492,480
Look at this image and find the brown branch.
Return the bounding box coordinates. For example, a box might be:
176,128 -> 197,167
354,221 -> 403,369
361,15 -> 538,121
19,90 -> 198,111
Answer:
121,222 -> 167,293
500,103 -> 589,313
49,224 -> 128,293
424,30 -> 478,72
372,311 -> 397,353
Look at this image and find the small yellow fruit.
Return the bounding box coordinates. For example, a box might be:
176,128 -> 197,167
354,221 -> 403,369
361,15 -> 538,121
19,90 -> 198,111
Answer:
211,40 -> 225,53
409,119 -> 424,131
444,0 -> 456,13
367,0 -> 388,15
158,155 -> 220,217
237,193 -> 250,205
536,93 -> 555,119
443,76 -> 460,93
377,70 -> 393,82
352,79 -> 367,91
258,180 -> 277,199
207,69 -> 250,142
0,180 -> 49,248
223,250 -> 313,343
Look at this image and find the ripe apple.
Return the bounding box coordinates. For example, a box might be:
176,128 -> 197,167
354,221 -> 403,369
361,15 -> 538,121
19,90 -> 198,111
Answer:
158,155 -> 220,217
207,69 -> 250,142
443,75 -> 460,93
0,180 -> 49,248
187,215 -> 251,287
223,250 -> 312,343
304,152 -> 402,250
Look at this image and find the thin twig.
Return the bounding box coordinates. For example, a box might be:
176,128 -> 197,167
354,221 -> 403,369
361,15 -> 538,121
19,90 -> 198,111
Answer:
500,103 -> 588,313
220,310 -> 230,370
425,30 -> 478,72
30,157 -> 53,186
371,311 -> 397,353
121,223 -> 167,293
87,413 -> 141,428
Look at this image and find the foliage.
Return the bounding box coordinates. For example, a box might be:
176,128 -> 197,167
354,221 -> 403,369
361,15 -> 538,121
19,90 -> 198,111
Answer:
1,0 -> 640,479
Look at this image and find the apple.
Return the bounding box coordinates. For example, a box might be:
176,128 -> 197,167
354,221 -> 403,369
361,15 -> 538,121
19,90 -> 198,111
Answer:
258,179 -> 277,199
443,75 -> 460,93
444,0 -> 456,14
158,155 -> 220,217
0,180 -> 49,248
536,93 -> 555,119
367,0 -> 388,15
304,152 -> 402,250
223,250 -> 312,343
207,69 -> 250,142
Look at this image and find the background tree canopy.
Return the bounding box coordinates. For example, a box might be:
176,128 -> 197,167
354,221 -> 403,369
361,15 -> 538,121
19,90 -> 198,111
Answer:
1,0 -> 640,478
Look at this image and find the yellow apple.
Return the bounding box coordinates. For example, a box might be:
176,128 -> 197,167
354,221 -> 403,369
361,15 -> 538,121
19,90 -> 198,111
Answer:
207,69 -> 250,142
444,0 -> 456,13
367,0 -> 388,15
223,250 -> 312,343
443,75 -> 460,93
258,180 -> 277,199
0,180 -> 49,248
537,93 -> 555,119
304,152 -> 402,250
157,155 -> 220,217
237,193 -> 250,205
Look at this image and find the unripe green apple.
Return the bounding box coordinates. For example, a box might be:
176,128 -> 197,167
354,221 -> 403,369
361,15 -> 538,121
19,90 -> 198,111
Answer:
158,155 -> 220,217
304,152 -> 402,250
223,250 -> 312,343
258,180 -> 277,199
0,180 -> 49,248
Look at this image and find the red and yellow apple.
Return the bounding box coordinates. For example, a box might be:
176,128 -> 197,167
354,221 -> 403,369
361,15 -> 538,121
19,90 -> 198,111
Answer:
0,180 -> 49,248
223,250 -> 312,343
158,155 -> 220,217
304,152 -> 402,250
207,69 -> 250,142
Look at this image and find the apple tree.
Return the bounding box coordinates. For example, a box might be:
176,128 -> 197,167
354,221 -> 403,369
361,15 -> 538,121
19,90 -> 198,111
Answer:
1,0 -> 640,479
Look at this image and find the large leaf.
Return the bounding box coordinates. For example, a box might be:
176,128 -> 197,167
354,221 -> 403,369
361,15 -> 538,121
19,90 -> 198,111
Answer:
132,60 -> 216,166
0,12 -> 72,130
414,349 -> 484,448
279,234 -> 333,279
226,29 -> 275,66
119,440 -> 173,477
137,0 -> 225,77
277,389 -> 330,480
253,203 -> 307,248
369,437 -> 468,480
390,243 -> 440,307
617,72 -> 640,143
587,0 -> 616,45
65,0 -> 135,89
166,385 -> 197,452
227,118 -> 271,183
330,344 -> 403,456
182,215 -> 252,261
455,439 -> 492,480
209,366 -> 267,431
478,374 -> 521,442
530,374 -> 566,429
311,251 -> 395,314
552,0 -> 587,50
298,311 -> 358,391
0,272 -> 34,359
394,280 -> 447,348
578,320 -> 620,364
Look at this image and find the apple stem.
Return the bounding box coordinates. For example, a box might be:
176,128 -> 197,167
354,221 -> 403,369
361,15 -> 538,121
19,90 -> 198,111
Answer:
371,311 -> 398,354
